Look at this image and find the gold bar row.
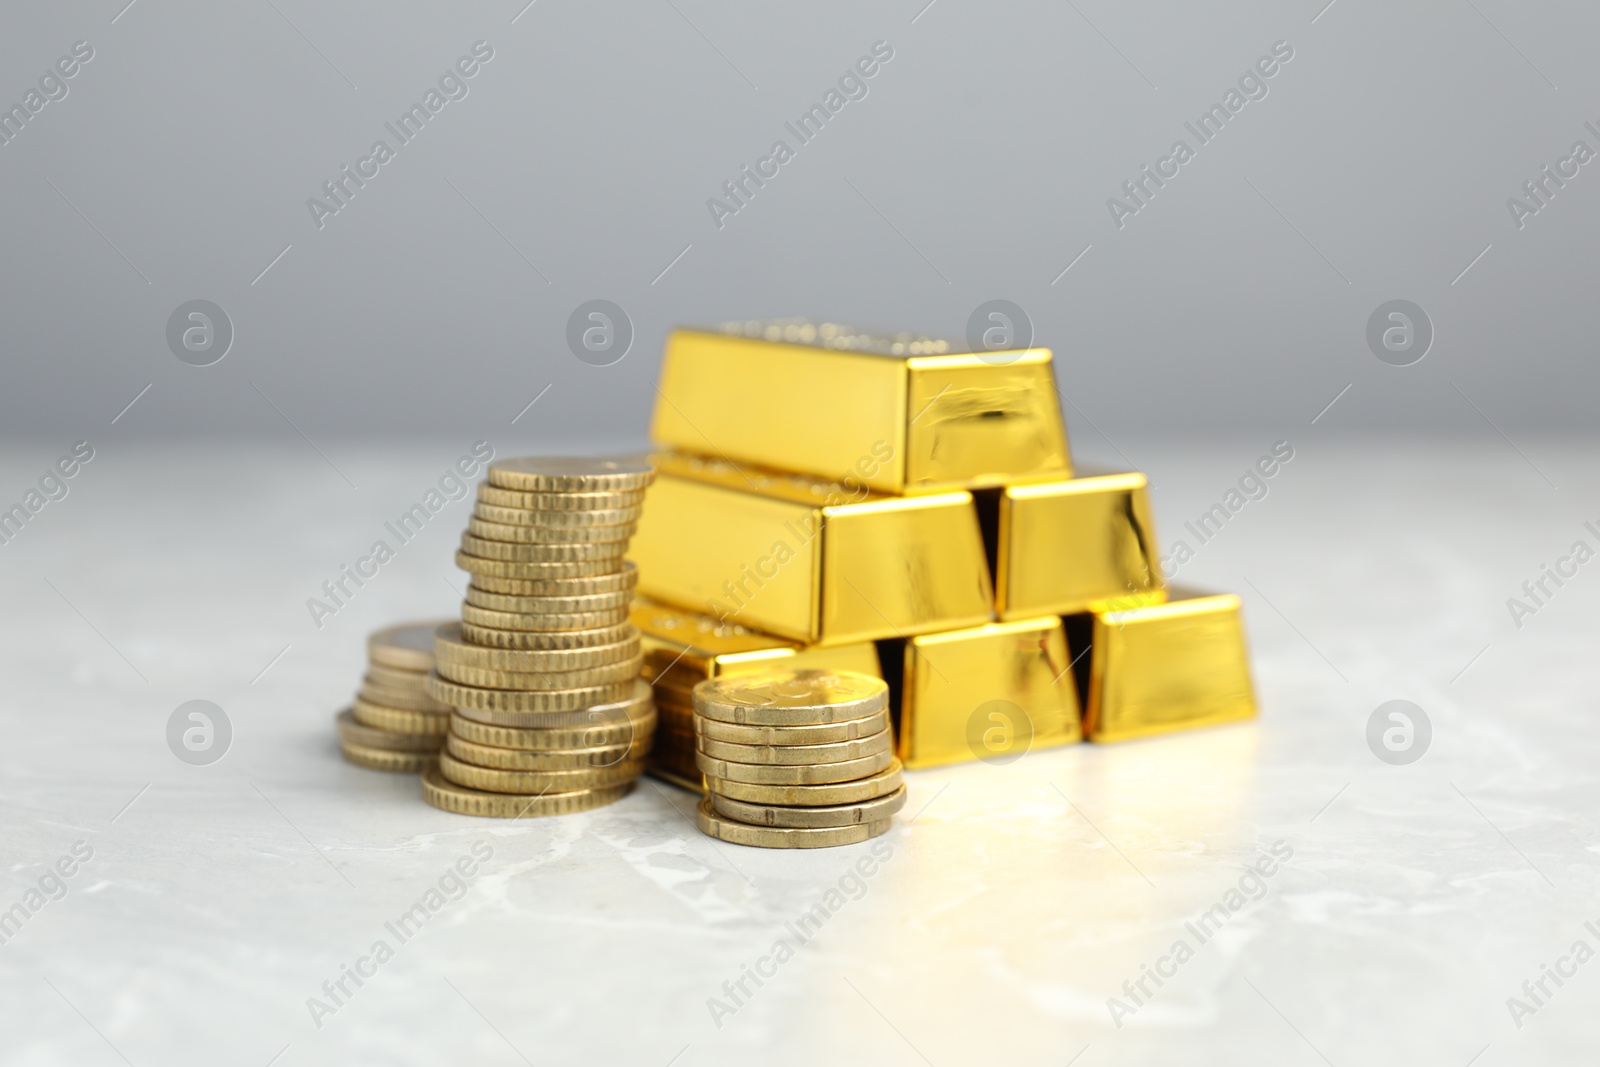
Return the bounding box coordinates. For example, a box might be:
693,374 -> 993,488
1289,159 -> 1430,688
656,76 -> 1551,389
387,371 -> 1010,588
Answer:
651,327 -> 1071,495
630,454 -> 1170,639
632,591 -> 1256,772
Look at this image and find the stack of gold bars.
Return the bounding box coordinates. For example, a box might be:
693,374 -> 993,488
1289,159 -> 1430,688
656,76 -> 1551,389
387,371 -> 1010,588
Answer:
630,320 -> 1257,781
419,458 -> 659,818
692,670 -> 906,848
337,620 -> 453,772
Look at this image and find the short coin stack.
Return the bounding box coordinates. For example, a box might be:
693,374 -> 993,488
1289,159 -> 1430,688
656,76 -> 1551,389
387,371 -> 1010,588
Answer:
337,620 -> 454,772
422,456 -> 658,818
693,669 -> 906,847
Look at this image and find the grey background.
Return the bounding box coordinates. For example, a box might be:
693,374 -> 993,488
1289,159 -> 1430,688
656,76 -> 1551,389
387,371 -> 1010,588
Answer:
2,0 -> 1596,446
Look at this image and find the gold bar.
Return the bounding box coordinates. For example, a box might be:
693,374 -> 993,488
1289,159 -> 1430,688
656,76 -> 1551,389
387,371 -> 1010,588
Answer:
991,470 -> 1165,619
632,598 -> 883,793
889,616 -> 1081,769
1082,590 -> 1257,743
628,453 -> 994,644
632,597 -> 882,692
651,324 -> 1070,495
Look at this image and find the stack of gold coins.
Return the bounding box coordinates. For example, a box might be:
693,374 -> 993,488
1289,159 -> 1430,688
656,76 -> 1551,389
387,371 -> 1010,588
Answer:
338,620 -> 454,772
693,669 -> 906,847
422,456 -> 657,818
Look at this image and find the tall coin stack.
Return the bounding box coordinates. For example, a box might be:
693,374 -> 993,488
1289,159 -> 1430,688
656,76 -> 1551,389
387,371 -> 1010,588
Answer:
693,670 -> 906,848
422,457 -> 658,818
337,620 -> 454,772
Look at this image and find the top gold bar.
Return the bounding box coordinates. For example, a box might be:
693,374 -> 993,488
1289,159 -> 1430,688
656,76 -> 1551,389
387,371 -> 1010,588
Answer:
651,322 -> 1071,495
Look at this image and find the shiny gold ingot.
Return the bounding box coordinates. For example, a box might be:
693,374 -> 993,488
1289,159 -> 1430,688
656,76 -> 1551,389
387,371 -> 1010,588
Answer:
630,455 -> 993,644
993,471 -> 1165,619
652,327 -> 1070,494
632,598 -> 882,693
893,616 -> 1081,769
1083,591 -> 1256,743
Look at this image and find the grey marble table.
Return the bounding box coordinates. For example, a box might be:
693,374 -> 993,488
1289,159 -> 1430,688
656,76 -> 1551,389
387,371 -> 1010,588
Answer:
1,438 -> 1594,1066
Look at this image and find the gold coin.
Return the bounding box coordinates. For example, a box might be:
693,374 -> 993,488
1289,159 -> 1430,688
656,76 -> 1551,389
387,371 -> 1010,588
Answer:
435,623 -> 639,670
363,662 -> 431,690
428,673 -> 638,714
476,485 -> 646,511
435,654 -> 642,690
694,798 -> 890,849
696,729 -> 891,766
450,711 -> 655,751
358,681 -> 451,713
440,751 -> 645,793
459,536 -> 628,563
695,711 -> 891,747
454,551 -> 618,578
460,620 -> 634,650
368,619 -> 451,671
341,740 -> 438,773
470,563 -> 637,596
695,748 -> 892,785
461,602 -> 631,632
707,759 -> 904,807
464,586 -> 632,614
352,698 -> 451,736
693,669 -> 889,726
474,503 -> 644,527
448,680 -> 654,727
422,767 -> 631,818
709,785 -> 907,828
486,455 -> 654,492
468,517 -> 638,545
445,733 -> 647,770
335,709 -> 444,753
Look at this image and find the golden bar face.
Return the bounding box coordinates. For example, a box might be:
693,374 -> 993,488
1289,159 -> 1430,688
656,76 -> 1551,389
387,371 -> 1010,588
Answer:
632,599 -> 882,792
651,325 -> 1070,495
628,454 -> 994,644
631,598 -> 882,700
893,616 -> 1081,769
1083,591 -> 1256,743
995,471 -> 1165,619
